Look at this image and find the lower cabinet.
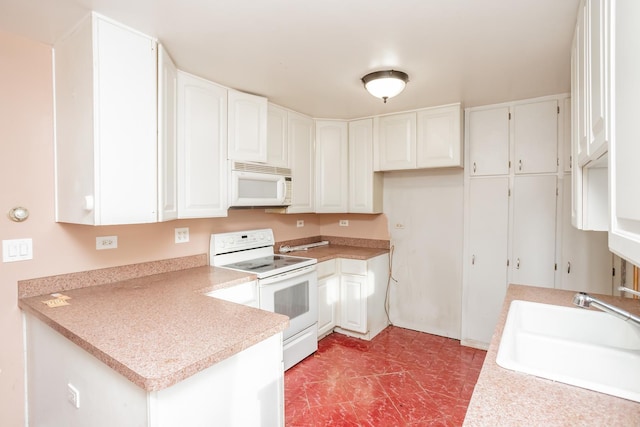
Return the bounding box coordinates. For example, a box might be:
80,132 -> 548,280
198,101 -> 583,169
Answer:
25,314 -> 284,427
317,254 -> 389,341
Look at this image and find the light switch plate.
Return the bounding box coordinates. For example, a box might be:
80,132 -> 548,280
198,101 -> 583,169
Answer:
2,238 -> 33,262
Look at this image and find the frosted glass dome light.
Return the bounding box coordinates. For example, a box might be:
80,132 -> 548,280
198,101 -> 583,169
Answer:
362,70 -> 409,103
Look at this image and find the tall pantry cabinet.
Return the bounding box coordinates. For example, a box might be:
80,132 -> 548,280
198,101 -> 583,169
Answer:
462,94 -> 612,349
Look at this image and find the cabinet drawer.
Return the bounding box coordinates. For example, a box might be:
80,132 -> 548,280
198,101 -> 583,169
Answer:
316,259 -> 337,279
340,259 -> 367,276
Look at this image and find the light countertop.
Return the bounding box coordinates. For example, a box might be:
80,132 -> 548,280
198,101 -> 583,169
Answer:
464,284 -> 640,426
19,264 -> 288,392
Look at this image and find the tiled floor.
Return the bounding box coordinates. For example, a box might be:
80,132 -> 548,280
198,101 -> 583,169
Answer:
284,326 -> 487,427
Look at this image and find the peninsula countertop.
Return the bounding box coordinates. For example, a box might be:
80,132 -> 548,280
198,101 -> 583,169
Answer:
279,243 -> 389,262
464,284 -> 640,426
19,264 -> 289,392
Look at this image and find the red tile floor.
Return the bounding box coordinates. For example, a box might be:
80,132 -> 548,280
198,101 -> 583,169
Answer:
284,326 -> 487,427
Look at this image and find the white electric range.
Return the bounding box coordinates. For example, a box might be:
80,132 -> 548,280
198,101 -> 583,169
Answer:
210,229 -> 318,370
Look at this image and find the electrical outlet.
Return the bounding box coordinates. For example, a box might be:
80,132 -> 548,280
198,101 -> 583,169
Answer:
96,236 -> 117,250
175,227 -> 189,243
296,220 -> 304,228
67,383 -> 80,409
339,219 -> 349,227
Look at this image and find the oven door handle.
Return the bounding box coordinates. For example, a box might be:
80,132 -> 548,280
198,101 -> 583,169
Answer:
259,265 -> 317,285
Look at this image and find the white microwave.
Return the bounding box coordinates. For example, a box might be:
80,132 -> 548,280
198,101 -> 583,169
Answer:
229,162 -> 292,207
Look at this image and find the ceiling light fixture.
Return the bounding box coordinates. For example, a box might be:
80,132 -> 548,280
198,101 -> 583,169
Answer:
361,70 -> 409,103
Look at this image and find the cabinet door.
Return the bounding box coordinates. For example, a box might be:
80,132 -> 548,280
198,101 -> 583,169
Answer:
416,104 -> 462,168
54,14 -> 158,225
317,275 -> 339,338
349,118 -> 382,213
511,175 -> 558,288
375,112 -> 416,171
463,177 -> 509,346
467,107 -> 509,176
267,104 -> 289,168
176,71 -> 228,218
575,1 -> 589,167
560,176 -> 612,294
157,44 -> 178,222
340,274 -> 368,334
562,98 -> 572,173
610,0 -> 640,266
287,112 -> 315,213
227,90 -> 267,162
587,0 -> 608,160
315,121 -> 348,213
513,99 -> 558,174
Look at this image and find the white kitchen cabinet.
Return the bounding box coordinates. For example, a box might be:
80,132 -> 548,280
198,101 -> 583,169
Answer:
25,314 -> 284,427
462,177 -> 509,349
335,255 -> 389,341
571,0 -> 609,231
316,259 -> 339,339
375,104 -> 462,171
176,71 -> 228,218
267,103 -> 289,168
348,119 -> 383,213
513,100 -> 559,174
315,120 -> 348,213
227,90 -> 267,162
54,13 -> 158,225
467,106 -> 510,176
587,0 -> 609,161
609,0 -> 640,266
416,104 -> 463,168
375,112 -> 416,171
560,176 -> 612,294
286,111 -> 315,213
157,44 -> 178,222
510,175 -> 558,288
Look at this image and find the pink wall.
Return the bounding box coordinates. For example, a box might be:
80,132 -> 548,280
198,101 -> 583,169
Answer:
0,30 -> 389,424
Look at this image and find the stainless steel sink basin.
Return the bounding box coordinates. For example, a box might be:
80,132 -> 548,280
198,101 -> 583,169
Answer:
496,300 -> 640,402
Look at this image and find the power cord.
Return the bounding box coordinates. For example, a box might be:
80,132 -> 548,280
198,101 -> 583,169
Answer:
384,244 -> 398,325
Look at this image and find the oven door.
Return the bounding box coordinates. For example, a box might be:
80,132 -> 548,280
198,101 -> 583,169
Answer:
259,265 -> 317,341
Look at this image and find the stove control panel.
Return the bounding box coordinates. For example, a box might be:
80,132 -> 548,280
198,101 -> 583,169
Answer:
211,229 -> 275,254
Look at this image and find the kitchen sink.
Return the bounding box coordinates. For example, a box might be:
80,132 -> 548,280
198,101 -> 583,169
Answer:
496,300 -> 640,402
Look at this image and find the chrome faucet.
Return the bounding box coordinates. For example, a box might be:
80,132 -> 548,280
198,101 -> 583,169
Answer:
572,292 -> 640,327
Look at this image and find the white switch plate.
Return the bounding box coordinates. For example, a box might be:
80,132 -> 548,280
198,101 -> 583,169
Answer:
175,227 -> 189,243
339,219 -> 349,227
2,238 -> 33,262
96,236 -> 117,250
296,220 -> 304,228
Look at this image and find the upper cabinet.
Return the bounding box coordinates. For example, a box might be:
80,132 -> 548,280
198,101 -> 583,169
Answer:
54,13 -> 159,225
571,0 -> 609,231
374,104 -> 462,171
467,106 -> 510,176
227,90 -> 268,163
349,119 -> 383,214
287,111 -> 315,213
609,0 -> 640,266
467,99 -> 559,178
176,71 -> 228,218
157,44 -> 178,222
266,104 -> 289,168
416,104 -> 463,168
315,121 -> 349,213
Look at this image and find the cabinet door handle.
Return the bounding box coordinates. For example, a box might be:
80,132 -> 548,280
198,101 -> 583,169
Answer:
472,255 -> 475,265
567,262 -> 571,274
518,159 -> 523,171
516,258 -> 520,269
473,162 -> 477,173
569,155 -> 572,169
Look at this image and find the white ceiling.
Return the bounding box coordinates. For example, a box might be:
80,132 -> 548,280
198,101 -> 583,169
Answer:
0,0 -> 580,119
